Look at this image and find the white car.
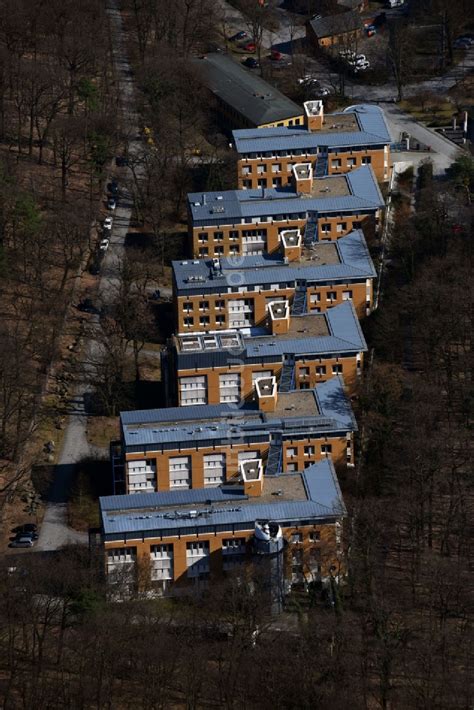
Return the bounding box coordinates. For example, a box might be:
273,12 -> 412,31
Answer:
339,49 -> 356,59
103,216 -> 113,230
99,238 -> 110,251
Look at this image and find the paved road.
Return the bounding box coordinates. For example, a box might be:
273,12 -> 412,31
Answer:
37,0 -> 140,551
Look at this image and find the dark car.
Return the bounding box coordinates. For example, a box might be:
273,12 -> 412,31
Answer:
149,289 -> 161,301
108,181 -> 119,195
9,536 -> 34,548
89,260 -> 101,276
12,529 -> 38,541
229,31 -> 247,42
115,155 -> 128,167
12,523 -> 37,534
242,57 -> 259,68
77,298 -> 99,314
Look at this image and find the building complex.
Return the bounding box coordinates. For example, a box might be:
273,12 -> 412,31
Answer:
96,78 -> 390,600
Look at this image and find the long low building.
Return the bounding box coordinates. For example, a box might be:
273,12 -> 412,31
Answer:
111,376 -> 357,496
188,164 -> 385,258
100,457 -> 346,595
192,52 -> 304,130
172,229 -> 376,334
164,301 -> 367,405
232,102 -> 392,186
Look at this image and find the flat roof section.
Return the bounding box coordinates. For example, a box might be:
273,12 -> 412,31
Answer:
271,390 -> 320,419
310,175 -> 350,198
192,53 -> 303,127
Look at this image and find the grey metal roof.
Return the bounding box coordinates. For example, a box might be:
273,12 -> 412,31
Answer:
309,10 -> 363,39
192,53 -> 303,127
121,404 -> 247,427
232,104 -> 392,154
173,230 -> 375,293
100,458 -> 346,537
120,377 -> 356,449
188,166 -> 384,225
175,302 -> 367,370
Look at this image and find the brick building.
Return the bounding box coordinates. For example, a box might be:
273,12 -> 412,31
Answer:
164,301 -> 367,405
232,102 -> 392,187
111,376 -> 356,496
188,164 -> 385,259
306,11 -> 363,50
100,457 -> 346,594
172,229 -> 376,335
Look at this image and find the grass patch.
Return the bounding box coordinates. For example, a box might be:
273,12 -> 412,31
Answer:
86,416 -> 119,450
68,457 -> 111,531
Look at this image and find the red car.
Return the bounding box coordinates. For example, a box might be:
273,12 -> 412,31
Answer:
241,41 -> 256,52
269,50 -> 282,60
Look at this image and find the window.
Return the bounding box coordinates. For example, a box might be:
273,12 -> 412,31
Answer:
353,221 -> 362,229
242,166 -> 251,175
243,180 -> 252,189
286,463 -> 297,472
199,316 -> 210,326
199,301 -> 209,310
332,363 -> 343,374
299,367 -> 310,378
199,248 -> 208,257
309,531 -> 320,542
320,223 -> 331,233
326,291 -> 337,302
230,246 -> 239,255
300,382 -> 310,389
183,317 -> 194,327
304,446 -> 315,456
215,300 -> 225,309
336,222 -> 347,233
321,444 -> 332,454
257,164 -> 266,174
107,547 -> 137,584
272,178 -> 282,188
204,453 -> 226,486
183,301 -> 193,312
286,447 -> 296,458
309,293 -> 320,303
150,545 -> 173,581
331,159 -> 342,168
169,456 -> 191,488
229,230 -> 239,241
219,373 -> 240,403
271,163 -> 282,173
291,532 -> 302,544
257,178 -> 267,188
361,156 -> 372,165
216,314 -> 225,325
186,541 -> 210,578
198,232 -> 208,242
214,246 -> 224,256
222,538 -> 246,571
316,365 -> 326,376
347,157 -> 356,167
342,290 -> 353,300
214,232 -> 223,242
127,459 -> 156,492
179,376 -> 207,405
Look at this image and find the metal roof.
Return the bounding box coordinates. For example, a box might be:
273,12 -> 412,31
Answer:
188,166 -> 384,225
174,301 -> 367,369
309,10 -> 363,39
120,377 -> 356,449
173,230 -> 375,292
232,104 -> 392,154
100,458 -> 346,536
192,53 -> 303,127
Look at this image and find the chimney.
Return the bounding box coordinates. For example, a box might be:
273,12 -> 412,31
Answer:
291,163 -> 313,195
202,193 -> 206,205
303,100 -> 324,132
240,458 -> 264,497
255,376 -> 278,412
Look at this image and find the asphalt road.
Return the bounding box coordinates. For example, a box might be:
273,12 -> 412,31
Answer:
37,0 -> 140,552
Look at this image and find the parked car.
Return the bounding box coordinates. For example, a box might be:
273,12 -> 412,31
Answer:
355,54 -> 366,62
89,260 -> 101,276
108,181 -> 119,195
12,523 -> 37,534
9,536 -> 34,548
453,39 -> 471,49
13,530 -> 38,541
103,216 -> 113,230
106,197 -> 116,210
241,41 -> 256,52
339,49 -> 356,59
242,57 -> 259,68
269,50 -> 282,60
99,238 -> 110,251
229,31 -> 248,42
77,298 -> 99,314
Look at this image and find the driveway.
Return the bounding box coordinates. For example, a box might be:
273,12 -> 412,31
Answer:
37,0 -> 140,552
